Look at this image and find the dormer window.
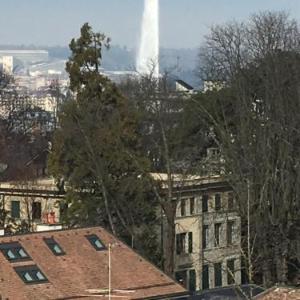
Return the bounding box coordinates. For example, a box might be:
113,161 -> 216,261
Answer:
0,242 -> 30,262
86,234 -> 105,251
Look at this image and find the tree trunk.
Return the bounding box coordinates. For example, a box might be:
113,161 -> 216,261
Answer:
261,219 -> 273,287
162,201 -> 177,277
262,261 -> 272,287
275,240 -> 288,284
100,179 -> 116,236
0,195 -> 6,227
262,237 -> 273,287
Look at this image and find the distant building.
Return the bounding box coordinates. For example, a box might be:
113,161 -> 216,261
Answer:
203,81 -> 225,93
1,56 -> 13,74
175,80 -> 194,93
0,226 -> 187,299
153,173 -> 242,292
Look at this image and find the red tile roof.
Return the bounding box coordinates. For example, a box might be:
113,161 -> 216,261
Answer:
0,227 -> 187,300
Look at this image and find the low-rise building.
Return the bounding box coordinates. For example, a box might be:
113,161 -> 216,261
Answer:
155,174 -> 242,292
0,178 -> 64,232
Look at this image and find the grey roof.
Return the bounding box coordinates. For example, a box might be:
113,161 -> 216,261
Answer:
177,285 -> 265,300
176,79 -> 194,90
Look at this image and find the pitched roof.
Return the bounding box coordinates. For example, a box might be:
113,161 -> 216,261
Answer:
0,226 -> 187,300
253,286 -> 300,300
175,80 -> 194,91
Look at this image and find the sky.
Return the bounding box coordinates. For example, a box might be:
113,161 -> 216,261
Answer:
0,0 -> 300,49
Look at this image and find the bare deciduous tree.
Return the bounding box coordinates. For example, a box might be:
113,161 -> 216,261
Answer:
196,11 -> 300,286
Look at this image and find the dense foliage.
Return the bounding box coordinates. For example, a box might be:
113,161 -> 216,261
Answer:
49,24 -> 160,263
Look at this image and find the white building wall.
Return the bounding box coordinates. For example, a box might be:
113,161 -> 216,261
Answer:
173,185 -> 242,291
2,56 -> 13,75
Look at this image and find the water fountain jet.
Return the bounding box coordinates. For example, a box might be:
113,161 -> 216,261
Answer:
137,0 -> 159,77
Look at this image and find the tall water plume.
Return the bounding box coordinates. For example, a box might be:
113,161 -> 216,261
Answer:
137,0 -> 159,77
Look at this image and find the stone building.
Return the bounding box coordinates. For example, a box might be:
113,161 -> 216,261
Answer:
156,173 -> 241,292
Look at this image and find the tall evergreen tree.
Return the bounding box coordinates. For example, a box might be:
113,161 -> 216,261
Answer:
49,24 -> 159,260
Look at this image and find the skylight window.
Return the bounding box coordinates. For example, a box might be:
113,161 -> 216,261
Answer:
18,248 -> 28,258
14,265 -> 48,284
44,238 -> 65,256
24,272 -> 33,282
0,242 -> 30,262
36,271 -> 46,280
86,234 -> 105,251
7,250 -> 16,259
53,244 -> 62,254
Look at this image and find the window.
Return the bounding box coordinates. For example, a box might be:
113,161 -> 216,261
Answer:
214,262 -> 222,287
203,225 -> 209,249
11,200 -> 20,218
188,232 -> 193,253
44,238 -> 65,256
228,192 -> 234,210
227,221 -> 234,245
176,233 -> 186,255
175,270 -> 187,288
14,265 -> 48,284
227,259 -> 235,285
0,242 -> 30,262
190,197 -> 195,215
32,202 -> 41,220
202,265 -> 209,290
86,234 -> 105,251
180,199 -> 186,216
59,202 -> 68,217
215,194 -> 221,211
189,269 -> 196,291
202,194 -> 208,213
214,223 -> 221,247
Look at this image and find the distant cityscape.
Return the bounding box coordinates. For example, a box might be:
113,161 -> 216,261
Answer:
0,45 -> 198,126
0,45 -> 199,87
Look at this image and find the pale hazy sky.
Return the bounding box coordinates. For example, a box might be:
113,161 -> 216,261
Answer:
1,0 -> 300,49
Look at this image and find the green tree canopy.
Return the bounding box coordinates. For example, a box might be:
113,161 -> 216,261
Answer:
49,24 -> 158,260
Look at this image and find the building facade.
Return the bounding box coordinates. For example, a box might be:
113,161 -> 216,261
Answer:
157,174 -> 242,292
0,56 -> 13,74
0,178 -> 64,232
